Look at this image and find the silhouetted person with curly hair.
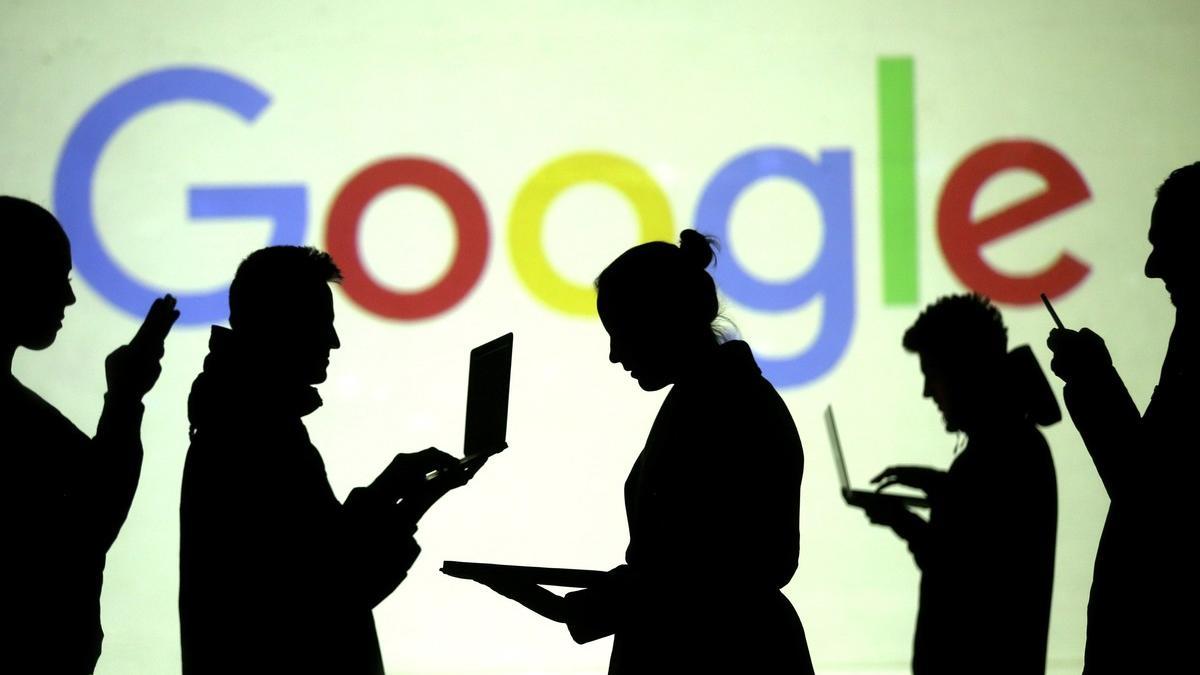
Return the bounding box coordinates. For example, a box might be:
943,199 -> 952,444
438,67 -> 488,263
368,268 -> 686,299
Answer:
865,293 -> 1059,675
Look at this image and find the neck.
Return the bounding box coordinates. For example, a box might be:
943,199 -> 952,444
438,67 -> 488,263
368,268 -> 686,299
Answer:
1175,306 -> 1194,332
2,342 -> 15,381
963,406 -> 1025,439
959,383 -> 1026,440
682,333 -> 720,363
670,334 -> 721,385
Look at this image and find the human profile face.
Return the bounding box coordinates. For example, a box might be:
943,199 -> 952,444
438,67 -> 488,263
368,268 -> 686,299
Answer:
12,230 -> 76,351
1145,198 -> 1191,309
598,291 -> 678,392
919,353 -> 963,433
256,282 -> 341,385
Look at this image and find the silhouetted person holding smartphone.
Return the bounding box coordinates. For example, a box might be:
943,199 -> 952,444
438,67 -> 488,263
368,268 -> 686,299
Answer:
179,246 -> 477,675
1047,162 -> 1198,674
1,196 -> 178,673
471,231 -> 814,674
864,294 -> 1059,675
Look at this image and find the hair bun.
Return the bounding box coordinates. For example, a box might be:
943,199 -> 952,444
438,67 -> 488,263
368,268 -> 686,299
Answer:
678,229 -> 717,270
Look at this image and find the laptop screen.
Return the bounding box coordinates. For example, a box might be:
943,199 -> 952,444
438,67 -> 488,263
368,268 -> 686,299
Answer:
464,333 -> 513,457
824,405 -> 852,493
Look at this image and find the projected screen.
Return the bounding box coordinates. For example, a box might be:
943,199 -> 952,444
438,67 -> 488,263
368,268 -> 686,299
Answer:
4,2 -> 1197,673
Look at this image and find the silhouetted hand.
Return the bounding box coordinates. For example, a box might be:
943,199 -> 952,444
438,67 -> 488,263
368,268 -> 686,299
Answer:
105,295 -> 179,402
1047,327 -> 1112,382
474,577 -> 567,623
871,465 -> 946,495
372,448 -> 459,503
862,500 -> 925,537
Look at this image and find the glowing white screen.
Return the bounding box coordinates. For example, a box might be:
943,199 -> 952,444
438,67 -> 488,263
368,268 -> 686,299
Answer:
4,2 -> 1198,673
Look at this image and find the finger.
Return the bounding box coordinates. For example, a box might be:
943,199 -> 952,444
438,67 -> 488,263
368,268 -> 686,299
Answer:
1047,327 -> 1081,351
459,456 -> 488,480
156,294 -> 180,340
147,294 -> 179,344
419,447 -> 459,471
129,298 -> 165,350
131,295 -> 177,353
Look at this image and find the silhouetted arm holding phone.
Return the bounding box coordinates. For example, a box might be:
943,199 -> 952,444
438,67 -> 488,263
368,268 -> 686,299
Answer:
1047,327 -> 1142,500
85,295 -> 178,549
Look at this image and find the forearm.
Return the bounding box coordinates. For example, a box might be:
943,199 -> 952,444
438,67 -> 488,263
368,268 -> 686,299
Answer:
90,392 -> 146,547
1063,365 -> 1141,499
563,566 -> 628,643
888,515 -> 932,568
340,487 -> 423,607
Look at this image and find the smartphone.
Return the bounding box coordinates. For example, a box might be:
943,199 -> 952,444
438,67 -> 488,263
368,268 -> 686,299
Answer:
1040,293 -> 1065,330
423,443 -> 506,482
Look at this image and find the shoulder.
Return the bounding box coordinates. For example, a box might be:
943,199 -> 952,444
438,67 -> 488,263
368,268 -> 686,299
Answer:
2,379 -> 88,445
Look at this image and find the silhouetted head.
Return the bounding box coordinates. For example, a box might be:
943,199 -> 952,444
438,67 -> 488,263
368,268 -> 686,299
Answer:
228,246 -> 342,385
2,196 -> 76,352
1146,161 -> 1199,310
903,294 -> 1008,433
596,230 -> 722,391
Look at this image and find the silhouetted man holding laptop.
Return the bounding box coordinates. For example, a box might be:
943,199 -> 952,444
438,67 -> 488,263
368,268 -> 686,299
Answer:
179,246 -> 490,675
863,294 -> 1059,675
1047,162 -> 1198,674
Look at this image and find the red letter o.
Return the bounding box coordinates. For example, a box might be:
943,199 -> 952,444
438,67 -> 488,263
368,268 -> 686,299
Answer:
325,157 -> 488,319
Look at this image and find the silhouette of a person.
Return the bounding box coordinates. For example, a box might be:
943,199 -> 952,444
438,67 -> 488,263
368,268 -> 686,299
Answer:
1046,162 -> 1198,674
864,294 -> 1059,675
472,231 -> 815,674
0,196 -> 178,673
179,246 -> 475,675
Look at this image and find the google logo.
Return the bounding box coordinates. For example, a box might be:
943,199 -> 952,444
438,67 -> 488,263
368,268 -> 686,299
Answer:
53,58 -> 1092,386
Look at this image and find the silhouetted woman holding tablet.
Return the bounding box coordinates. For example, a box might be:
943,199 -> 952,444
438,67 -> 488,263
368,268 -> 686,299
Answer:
476,230 -> 814,674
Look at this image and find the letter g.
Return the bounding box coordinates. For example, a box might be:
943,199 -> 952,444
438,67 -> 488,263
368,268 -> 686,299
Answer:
54,66 -> 306,324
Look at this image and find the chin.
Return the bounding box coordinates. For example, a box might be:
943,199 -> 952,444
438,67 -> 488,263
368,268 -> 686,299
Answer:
635,376 -> 670,392
21,328 -> 61,351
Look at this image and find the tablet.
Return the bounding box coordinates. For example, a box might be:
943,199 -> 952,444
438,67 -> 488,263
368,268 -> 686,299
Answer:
441,561 -> 606,588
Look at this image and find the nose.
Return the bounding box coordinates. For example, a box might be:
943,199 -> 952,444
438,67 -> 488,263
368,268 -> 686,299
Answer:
922,377 -> 933,399
1144,249 -> 1160,280
65,279 -> 76,307
329,325 -> 341,350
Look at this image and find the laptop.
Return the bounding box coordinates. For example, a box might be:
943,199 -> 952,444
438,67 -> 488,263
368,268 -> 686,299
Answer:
824,405 -> 929,509
426,333 -> 513,481
463,332 -> 513,458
